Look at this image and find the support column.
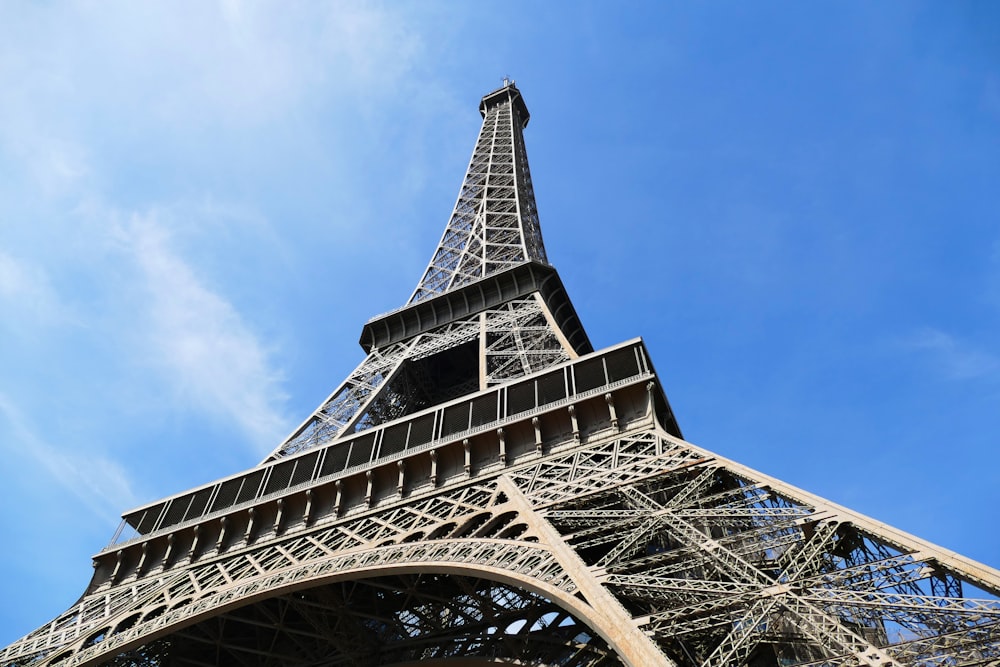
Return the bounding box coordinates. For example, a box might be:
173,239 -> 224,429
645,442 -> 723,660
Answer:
495,476 -> 676,667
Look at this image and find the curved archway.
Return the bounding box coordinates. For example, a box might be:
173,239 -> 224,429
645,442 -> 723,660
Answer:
427,521 -> 458,540
86,540 -> 629,666
107,571 -> 616,666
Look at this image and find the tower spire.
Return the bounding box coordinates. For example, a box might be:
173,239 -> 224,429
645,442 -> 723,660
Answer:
409,80 -> 548,304
262,82 -> 596,461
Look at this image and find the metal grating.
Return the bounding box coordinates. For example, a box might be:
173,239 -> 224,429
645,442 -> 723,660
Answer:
573,357 -> 607,393
159,499 -> 188,529
264,460 -> 296,495
321,445 -> 350,477
408,414 -> 435,449
506,382 -> 535,415
210,479 -> 242,513
441,404 -> 470,437
470,394 -> 498,428
348,434 -> 376,469
290,452 -> 318,487
183,489 -> 213,522
134,507 -> 160,534
605,347 -> 639,383
380,423 -> 410,458
236,470 -> 265,504
537,370 -> 567,406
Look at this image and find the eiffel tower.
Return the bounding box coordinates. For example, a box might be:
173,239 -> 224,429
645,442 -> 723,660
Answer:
4,80 -> 1000,667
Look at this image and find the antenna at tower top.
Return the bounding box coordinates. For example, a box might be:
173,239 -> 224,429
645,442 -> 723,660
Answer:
502,75 -> 514,87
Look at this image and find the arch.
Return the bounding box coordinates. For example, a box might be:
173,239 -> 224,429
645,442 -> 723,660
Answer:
497,522 -> 529,540
168,597 -> 192,611
79,625 -> 110,650
475,510 -> 519,538
108,571 -> 608,666
451,511 -> 493,538
46,650 -> 73,665
112,612 -> 141,634
426,521 -> 458,540
79,539 -> 636,666
140,605 -> 166,623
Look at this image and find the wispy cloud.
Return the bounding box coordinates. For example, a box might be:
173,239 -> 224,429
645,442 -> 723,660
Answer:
906,327 -> 1000,381
0,2 -> 437,641
0,0 -> 433,478
116,214 -> 291,454
0,394 -> 137,522
0,2 -> 426,143
0,252 -> 47,301
0,251 -> 67,326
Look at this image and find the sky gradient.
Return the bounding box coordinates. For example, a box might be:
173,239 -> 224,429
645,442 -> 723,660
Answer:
1,1 -> 999,644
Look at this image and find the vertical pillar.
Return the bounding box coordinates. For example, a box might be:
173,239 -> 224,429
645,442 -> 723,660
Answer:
273,499 -> 284,534
188,526 -> 200,563
216,516 -> 228,552
245,508 -> 256,544
496,476 -> 675,667
568,404 -> 580,441
304,489 -> 314,526
110,551 -> 124,584
605,393 -> 619,430
163,534 -> 175,568
136,543 -> 148,577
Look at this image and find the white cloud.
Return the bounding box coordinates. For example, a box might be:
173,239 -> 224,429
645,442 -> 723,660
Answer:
0,0 -> 441,472
116,214 -> 291,453
318,3 -> 424,89
0,252 -> 44,300
0,1 -> 427,141
0,251 -> 66,325
0,394 -> 137,522
907,327 -> 1000,381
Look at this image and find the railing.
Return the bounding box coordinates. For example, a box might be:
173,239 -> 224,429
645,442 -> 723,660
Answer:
107,339 -> 652,550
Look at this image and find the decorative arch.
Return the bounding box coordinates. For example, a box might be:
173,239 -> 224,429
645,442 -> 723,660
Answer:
74,541 -> 628,667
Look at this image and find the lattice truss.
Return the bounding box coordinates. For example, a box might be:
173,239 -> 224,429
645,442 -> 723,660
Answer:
8,479 -> 621,666
409,84 -> 547,304
9,423 -> 999,667
485,296 -> 572,385
103,577 -> 616,667
272,293 -> 571,459
518,431 -> 1000,667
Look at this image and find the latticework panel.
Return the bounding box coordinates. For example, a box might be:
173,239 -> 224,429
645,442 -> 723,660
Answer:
271,317 -> 479,458
409,83 -> 547,304
6,416 -> 1000,667
485,295 -> 572,386
510,429 -> 1000,667
104,576 -> 620,667
270,293 -> 574,460
5,471 -> 639,666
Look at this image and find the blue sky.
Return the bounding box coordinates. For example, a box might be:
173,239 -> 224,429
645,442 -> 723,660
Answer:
1,1 -> 999,644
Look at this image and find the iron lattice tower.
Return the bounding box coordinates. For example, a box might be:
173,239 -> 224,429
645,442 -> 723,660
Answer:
4,81 -> 1000,667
